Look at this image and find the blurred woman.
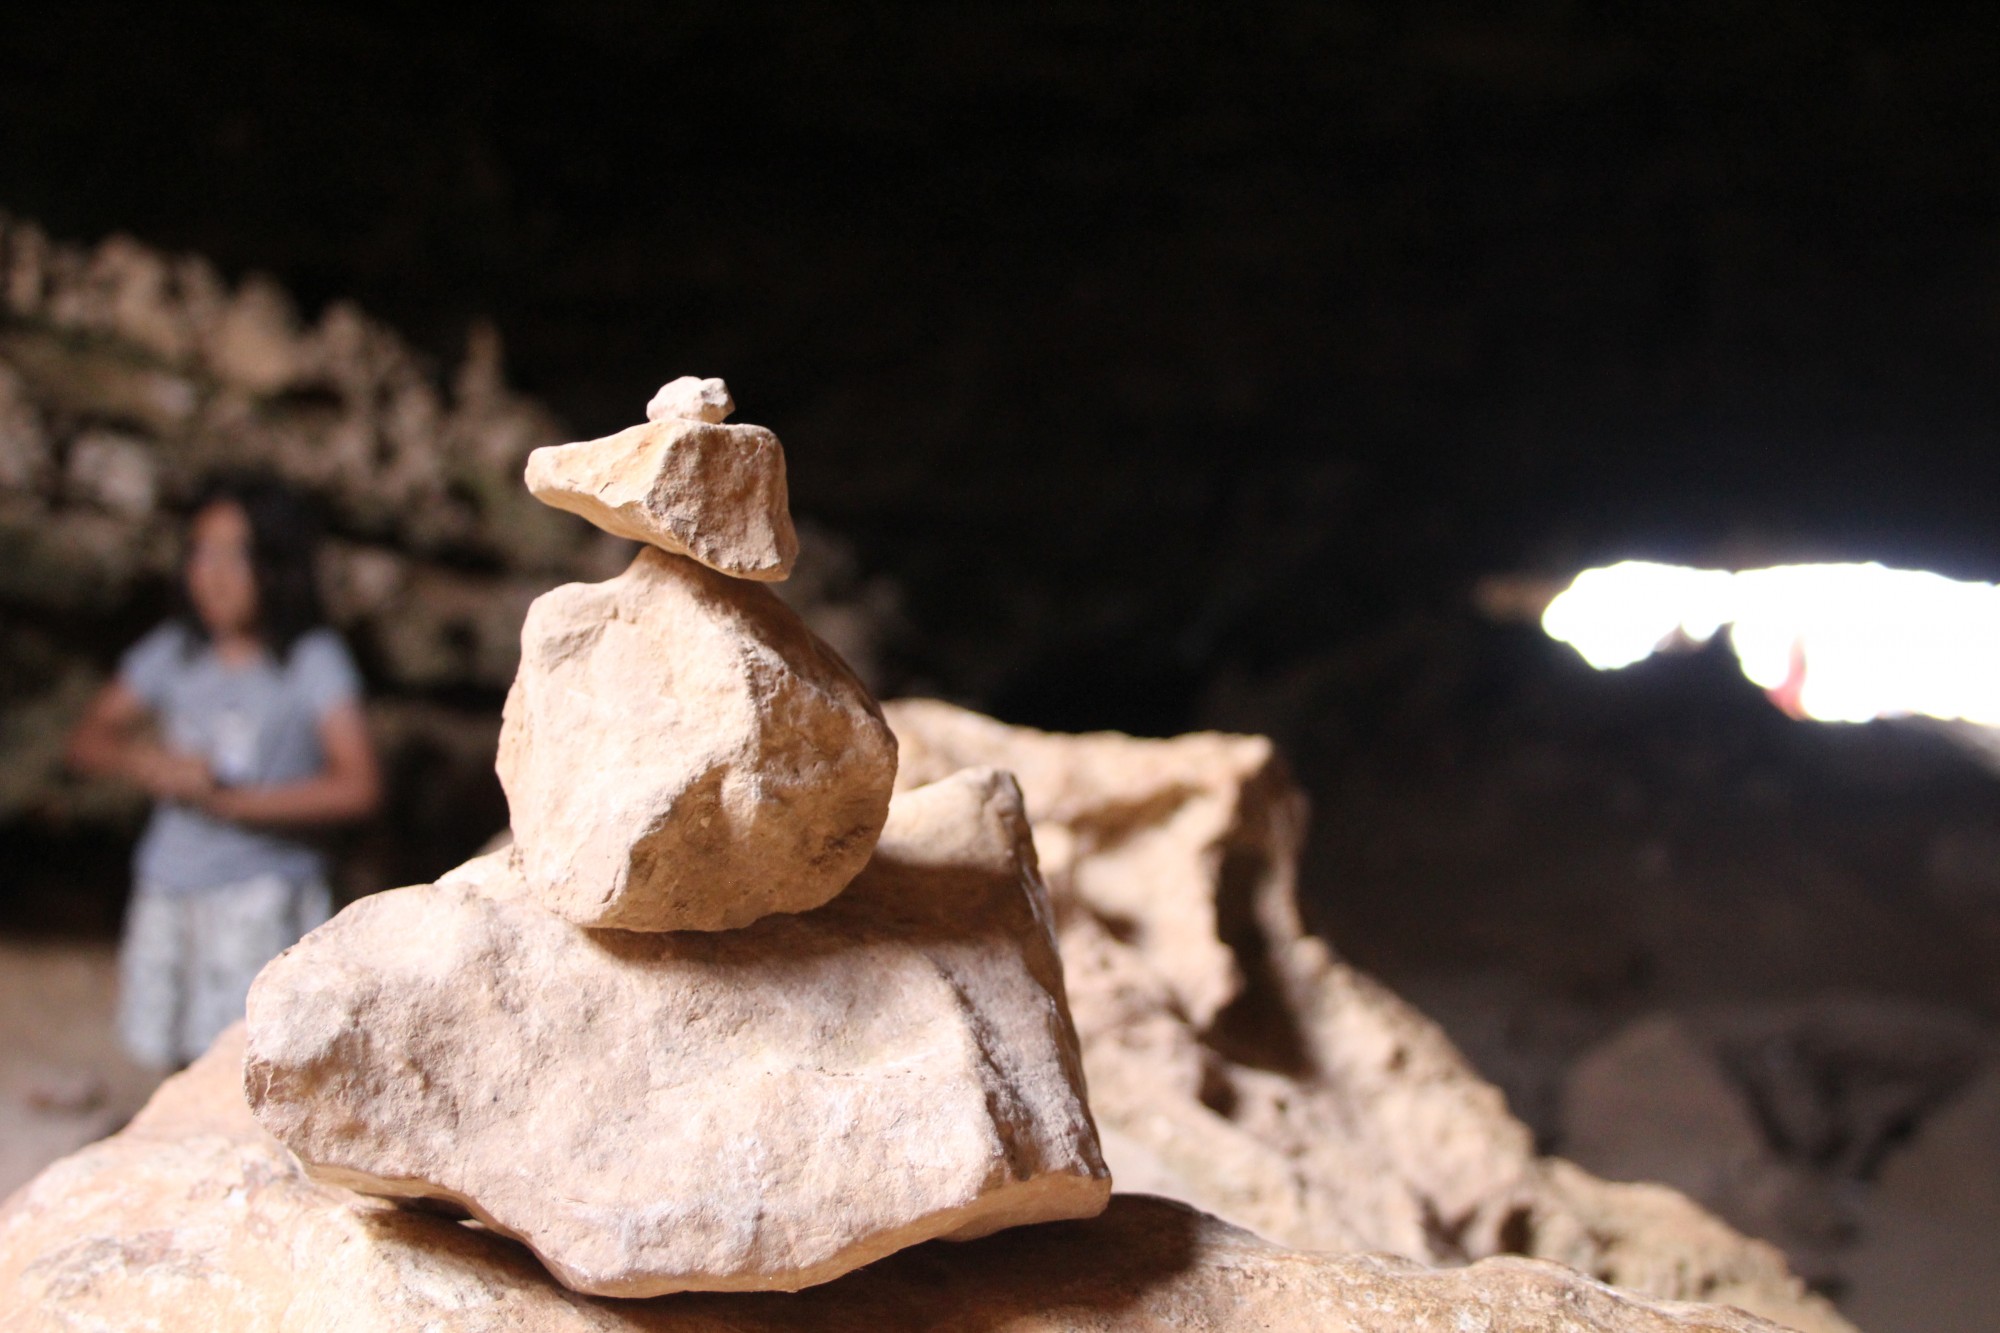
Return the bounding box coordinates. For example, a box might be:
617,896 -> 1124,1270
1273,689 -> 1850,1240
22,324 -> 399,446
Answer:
66,474 -> 379,1069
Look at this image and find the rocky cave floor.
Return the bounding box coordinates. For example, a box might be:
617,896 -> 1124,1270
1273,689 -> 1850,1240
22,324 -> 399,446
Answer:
5,641 -> 1998,1332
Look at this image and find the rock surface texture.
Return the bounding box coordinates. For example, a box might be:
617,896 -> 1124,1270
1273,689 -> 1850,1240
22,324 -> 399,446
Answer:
883,698 -> 1854,1333
243,769 -> 1107,1297
1,1027 -> 1795,1332
498,544 -> 895,931
525,389 -> 797,581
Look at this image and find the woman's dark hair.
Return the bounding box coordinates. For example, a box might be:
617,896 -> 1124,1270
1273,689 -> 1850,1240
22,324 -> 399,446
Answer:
178,471 -> 327,660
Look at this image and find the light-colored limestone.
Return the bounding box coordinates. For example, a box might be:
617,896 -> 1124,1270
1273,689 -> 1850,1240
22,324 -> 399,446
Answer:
889,697 -> 1287,1029
647,374 -> 734,424
524,379 -> 797,581
882,699 -> 1854,1333
3,1026 -> 1796,1332
242,768 -> 1108,1298
498,545 -> 895,931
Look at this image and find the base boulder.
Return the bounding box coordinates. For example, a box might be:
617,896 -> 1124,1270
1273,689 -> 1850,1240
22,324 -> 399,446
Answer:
243,768 -> 1107,1297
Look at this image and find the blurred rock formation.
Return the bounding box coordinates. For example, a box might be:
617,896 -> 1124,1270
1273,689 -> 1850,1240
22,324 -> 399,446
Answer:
884,699 -> 1852,1333
0,215 -> 895,919
1560,1000 -> 1998,1328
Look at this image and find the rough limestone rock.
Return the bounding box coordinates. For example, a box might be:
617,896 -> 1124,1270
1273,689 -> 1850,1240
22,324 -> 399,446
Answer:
647,374 -> 734,424
883,698 -> 1853,1333
498,545 -> 896,931
242,768 -> 1108,1297
524,379 -> 797,581
2,1027 -> 1797,1332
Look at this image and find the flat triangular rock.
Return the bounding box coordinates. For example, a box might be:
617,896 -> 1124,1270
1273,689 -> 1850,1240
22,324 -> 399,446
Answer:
524,378 -> 797,581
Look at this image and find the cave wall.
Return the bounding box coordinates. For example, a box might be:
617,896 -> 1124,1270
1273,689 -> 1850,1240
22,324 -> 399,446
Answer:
0,216 -> 892,929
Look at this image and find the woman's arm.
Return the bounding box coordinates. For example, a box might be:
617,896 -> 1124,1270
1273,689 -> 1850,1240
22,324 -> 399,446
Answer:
201,701 -> 382,828
65,680 -> 214,801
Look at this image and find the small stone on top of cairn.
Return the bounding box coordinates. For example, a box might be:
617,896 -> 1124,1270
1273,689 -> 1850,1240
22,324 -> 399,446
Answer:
646,373 -> 734,424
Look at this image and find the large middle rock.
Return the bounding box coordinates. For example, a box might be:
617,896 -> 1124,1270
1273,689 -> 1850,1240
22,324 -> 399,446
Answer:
498,545 -> 896,931
242,767 -> 1111,1298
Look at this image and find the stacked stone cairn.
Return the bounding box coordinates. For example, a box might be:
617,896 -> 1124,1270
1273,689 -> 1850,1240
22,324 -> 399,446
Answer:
241,377 -> 1111,1298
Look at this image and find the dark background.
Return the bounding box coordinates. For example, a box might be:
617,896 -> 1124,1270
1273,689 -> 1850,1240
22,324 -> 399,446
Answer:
11,5 -> 2000,712
6,0 -> 2000,1095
